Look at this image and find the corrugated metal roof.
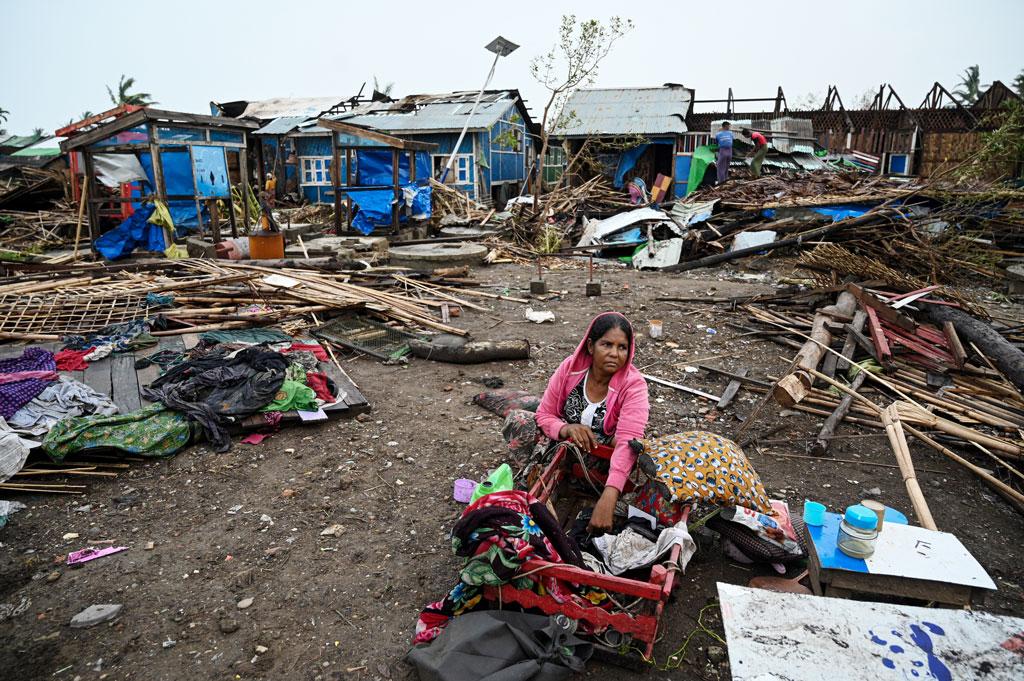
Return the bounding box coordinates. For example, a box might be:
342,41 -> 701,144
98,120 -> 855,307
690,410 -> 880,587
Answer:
554,86 -> 691,137
330,91 -> 518,133
253,116 -> 310,136
10,136 -> 63,157
240,97 -> 346,120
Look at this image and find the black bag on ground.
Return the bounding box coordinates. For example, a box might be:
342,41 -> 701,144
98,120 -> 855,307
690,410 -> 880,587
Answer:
407,611 -> 592,681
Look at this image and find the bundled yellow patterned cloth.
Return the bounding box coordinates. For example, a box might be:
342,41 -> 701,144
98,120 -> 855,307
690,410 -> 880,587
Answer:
631,431 -> 773,514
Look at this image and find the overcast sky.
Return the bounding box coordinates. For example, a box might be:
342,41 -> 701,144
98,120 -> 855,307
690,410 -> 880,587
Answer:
2,0 -> 1022,135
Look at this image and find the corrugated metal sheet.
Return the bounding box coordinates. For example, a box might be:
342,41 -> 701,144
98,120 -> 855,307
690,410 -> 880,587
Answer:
554,86 -> 691,137
331,92 -> 516,133
240,97 -> 345,120
253,116 -> 309,136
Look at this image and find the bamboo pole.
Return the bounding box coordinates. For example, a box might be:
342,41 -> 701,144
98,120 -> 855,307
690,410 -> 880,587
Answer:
880,404 -> 938,530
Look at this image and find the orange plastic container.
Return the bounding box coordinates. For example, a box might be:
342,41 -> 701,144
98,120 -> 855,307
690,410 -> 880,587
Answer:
248,233 -> 284,259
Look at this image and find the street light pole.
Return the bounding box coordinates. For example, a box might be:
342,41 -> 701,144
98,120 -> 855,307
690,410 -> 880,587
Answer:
438,36 -> 518,185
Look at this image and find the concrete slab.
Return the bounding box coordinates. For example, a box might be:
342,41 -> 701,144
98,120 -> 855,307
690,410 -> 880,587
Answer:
388,242 -> 488,270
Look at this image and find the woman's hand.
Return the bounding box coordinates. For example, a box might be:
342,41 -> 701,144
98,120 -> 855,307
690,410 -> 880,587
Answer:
587,486 -> 620,535
559,424 -> 598,453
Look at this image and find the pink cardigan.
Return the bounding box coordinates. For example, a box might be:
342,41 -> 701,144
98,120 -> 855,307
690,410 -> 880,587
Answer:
535,312 -> 650,491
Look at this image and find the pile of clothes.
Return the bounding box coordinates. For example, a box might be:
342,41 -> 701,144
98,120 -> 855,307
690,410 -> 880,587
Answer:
0,347 -> 119,481
49,332 -> 340,457
0,329 -> 342,475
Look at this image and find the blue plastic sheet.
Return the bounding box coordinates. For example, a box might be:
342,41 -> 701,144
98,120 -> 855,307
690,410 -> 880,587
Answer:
95,205 -> 167,261
614,145 -> 649,188
761,204 -> 872,222
347,184 -> 432,235
137,153 -> 204,231
356,150 -> 431,186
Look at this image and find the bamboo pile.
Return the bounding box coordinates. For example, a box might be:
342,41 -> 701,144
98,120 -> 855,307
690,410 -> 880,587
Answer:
429,179 -> 492,222
733,283 -> 1024,518
0,257 -> 506,341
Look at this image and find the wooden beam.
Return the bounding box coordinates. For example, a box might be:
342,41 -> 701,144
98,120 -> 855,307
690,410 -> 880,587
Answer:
317,118 -> 438,151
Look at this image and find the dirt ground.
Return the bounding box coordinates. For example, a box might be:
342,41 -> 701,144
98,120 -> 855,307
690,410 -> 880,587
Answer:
1,261 -> 1023,681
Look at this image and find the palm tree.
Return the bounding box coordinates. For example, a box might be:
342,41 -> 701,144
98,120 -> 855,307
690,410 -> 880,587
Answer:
954,65 -> 988,106
106,75 -> 155,106
0,106 -> 9,126
1014,69 -> 1024,98
31,127 -> 45,138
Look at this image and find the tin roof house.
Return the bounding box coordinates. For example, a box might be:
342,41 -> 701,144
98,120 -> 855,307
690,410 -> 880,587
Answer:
551,84 -> 697,198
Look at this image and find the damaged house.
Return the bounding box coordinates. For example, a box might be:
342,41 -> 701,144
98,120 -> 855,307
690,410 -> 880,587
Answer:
323,90 -> 538,206
211,95 -> 361,203
552,84 -> 700,200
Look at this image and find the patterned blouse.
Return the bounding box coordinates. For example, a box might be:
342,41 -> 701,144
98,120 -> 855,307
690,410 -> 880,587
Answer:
562,374 -> 612,445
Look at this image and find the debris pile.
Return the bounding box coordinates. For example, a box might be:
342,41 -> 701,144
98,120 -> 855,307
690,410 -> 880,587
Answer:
0,258 -> 491,341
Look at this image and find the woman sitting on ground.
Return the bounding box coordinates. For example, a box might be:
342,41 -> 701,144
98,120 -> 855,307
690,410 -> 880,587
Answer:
534,312 -> 650,533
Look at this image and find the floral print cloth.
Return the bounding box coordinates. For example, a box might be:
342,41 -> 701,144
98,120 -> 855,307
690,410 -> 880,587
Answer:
413,489 -> 604,646
0,348 -> 57,419
43,404 -> 194,462
634,431 -> 773,514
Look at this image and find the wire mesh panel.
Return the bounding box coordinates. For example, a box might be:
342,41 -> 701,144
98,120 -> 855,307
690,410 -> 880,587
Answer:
314,314 -> 421,361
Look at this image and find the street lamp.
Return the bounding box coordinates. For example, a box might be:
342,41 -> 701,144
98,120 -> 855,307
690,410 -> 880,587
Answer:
438,36 -> 519,184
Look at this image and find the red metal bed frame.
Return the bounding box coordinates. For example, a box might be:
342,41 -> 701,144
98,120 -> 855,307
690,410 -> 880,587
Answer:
480,443 -> 688,660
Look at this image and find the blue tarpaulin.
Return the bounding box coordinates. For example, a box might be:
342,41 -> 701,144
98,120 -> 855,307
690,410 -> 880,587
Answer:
136,152 -> 205,232
761,204 -> 873,222
614,145 -> 649,188
347,184 -> 433,235
356,150 -> 431,186
613,139 -> 675,189
94,204 -> 167,261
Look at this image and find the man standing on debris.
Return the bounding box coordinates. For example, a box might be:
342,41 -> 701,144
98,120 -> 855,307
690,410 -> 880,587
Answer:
715,121 -> 734,184
742,128 -> 769,178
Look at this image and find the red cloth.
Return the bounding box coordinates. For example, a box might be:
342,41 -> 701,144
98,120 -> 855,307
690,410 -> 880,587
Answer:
305,372 -> 335,403
751,131 -> 767,148
281,343 -> 329,361
55,348 -> 93,372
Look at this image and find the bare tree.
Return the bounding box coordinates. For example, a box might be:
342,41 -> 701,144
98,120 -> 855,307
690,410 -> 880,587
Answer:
793,91 -> 821,110
372,76 -> 394,98
530,14 -> 633,197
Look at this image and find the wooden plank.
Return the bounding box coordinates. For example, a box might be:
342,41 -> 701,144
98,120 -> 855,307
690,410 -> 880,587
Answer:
83,357 -> 112,398
111,354 -> 142,413
699,364 -> 771,388
320,360 -> 369,413
864,306 -> 893,364
139,336 -> 184,402
846,283 -> 916,331
943,320 -> 967,369
717,368 -> 747,409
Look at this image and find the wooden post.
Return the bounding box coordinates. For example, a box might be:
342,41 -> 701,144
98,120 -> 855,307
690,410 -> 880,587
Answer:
81,151 -> 101,250
226,151 -> 239,238
72,175 -> 89,260
345,148 -> 353,232
188,146 -> 204,236
391,148 -> 400,233
207,199 -> 221,243
255,139 -> 267,189
332,134 -> 342,234
239,147 -> 251,232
